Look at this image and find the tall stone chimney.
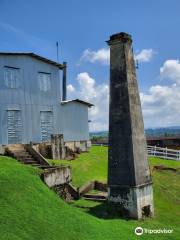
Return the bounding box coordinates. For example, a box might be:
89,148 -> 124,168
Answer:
107,32 -> 154,219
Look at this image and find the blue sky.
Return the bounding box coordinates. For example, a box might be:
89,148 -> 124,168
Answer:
1,0 -> 180,131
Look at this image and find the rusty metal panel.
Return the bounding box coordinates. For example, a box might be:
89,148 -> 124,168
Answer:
40,111 -> 53,142
7,110 -> 22,144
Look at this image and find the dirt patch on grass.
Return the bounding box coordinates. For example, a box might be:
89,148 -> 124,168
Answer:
152,165 -> 177,172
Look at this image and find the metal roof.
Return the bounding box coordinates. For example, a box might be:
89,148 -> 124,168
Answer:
0,52 -> 64,69
61,99 -> 94,107
146,135 -> 180,141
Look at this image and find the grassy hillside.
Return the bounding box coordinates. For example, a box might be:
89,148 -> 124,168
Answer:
0,146 -> 180,240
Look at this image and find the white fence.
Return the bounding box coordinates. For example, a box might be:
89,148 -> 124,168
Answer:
147,145 -> 180,161
93,144 -> 180,161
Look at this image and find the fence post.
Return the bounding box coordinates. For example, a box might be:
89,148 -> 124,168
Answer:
154,145 -> 156,156
163,148 -> 165,159
165,147 -> 167,159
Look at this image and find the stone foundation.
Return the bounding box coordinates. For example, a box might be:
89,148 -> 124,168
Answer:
53,184 -> 73,202
108,183 -> 154,219
65,140 -> 91,153
2,138 -> 91,159
31,139 -> 91,159
42,166 -> 71,188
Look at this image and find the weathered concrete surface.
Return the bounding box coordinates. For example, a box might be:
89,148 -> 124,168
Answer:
33,143 -> 52,159
79,181 -> 95,196
107,32 -> 154,219
51,134 -> 91,160
0,145 -> 5,155
42,166 -> 71,188
94,181 -> 107,192
26,144 -> 50,166
108,183 -> 154,219
32,137 -> 91,160
65,140 -> 91,152
51,134 -> 66,159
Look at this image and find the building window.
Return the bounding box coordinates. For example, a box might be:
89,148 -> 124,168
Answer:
4,66 -> 20,88
38,72 -> 51,92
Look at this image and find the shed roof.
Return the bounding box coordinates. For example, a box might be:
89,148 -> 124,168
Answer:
61,99 -> 94,107
0,52 -> 64,69
146,135 -> 180,141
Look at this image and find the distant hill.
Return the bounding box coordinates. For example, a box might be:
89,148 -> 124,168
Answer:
90,126 -> 180,138
89,131 -> 108,138
145,127 -> 180,136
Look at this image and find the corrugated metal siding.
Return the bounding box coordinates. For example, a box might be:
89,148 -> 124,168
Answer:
7,110 -> 22,144
61,102 -> 89,142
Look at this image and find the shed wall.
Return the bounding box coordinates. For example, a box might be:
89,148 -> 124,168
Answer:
61,102 -> 89,142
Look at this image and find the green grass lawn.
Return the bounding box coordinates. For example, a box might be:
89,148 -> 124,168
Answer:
0,146 -> 180,240
50,146 -> 109,186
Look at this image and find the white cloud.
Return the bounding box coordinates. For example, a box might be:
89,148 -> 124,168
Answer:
135,49 -> 156,63
141,59 -> 180,127
160,59 -> 180,84
68,72 -> 109,131
141,84 -> 180,128
79,48 -> 110,65
79,48 -> 156,65
68,59 -> 180,131
67,84 -> 75,93
76,72 -> 109,131
77,72 -> 96,98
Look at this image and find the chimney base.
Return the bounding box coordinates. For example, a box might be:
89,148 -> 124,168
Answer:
108,183 -> 154,219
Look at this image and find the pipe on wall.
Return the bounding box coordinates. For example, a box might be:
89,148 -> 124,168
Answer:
62,62 -> 67,101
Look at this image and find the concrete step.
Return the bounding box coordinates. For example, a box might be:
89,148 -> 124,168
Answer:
8,146 -> 25,150
30,163 -> 41,167
8,147 -> 26,151
9,150 -> 26,155
83,196 -> 107,202
39,165 -> 52,169
17,156 -> 34,161
8,145 -> 25,148
23,160 -> 38,164
14,153 -> 32,157
18,156 -> 34,159
83,193 -> 107,202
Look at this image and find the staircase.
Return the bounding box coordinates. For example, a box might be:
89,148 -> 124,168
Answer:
6,144 -> 50,169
